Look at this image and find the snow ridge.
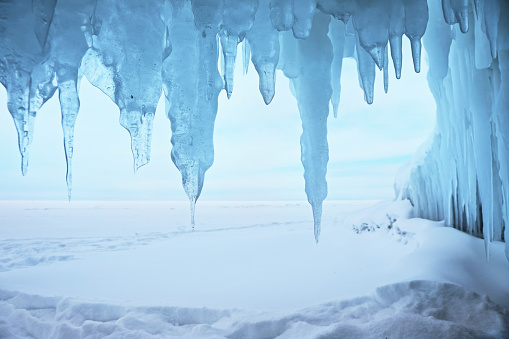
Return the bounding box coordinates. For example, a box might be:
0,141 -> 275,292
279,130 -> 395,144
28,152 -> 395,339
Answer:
1,281 -> 507,338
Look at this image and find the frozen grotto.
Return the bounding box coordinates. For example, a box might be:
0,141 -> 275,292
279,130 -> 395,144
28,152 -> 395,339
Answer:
0,0 -> 507,259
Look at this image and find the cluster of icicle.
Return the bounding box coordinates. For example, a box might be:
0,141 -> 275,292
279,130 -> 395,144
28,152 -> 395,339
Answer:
396,0 -> 509,260
0,0 -> 505,248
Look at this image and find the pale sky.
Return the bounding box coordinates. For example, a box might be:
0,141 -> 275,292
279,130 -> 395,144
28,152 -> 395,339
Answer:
0,42 -> 435,201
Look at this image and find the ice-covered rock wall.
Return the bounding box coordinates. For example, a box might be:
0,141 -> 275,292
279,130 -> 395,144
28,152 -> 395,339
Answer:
0,0 -> 507,251
396,0 -> 509,260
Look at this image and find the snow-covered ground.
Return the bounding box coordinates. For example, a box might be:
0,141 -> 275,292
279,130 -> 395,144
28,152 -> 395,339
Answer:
0,200 -> 508,338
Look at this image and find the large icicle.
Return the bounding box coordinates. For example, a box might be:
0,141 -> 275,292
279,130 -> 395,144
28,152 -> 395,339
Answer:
81,0 -> 164,171
246,0 -> 280,105
49,0 -> 96,200
291,13 -> 333,242
0,0 -> 57,176
163,0 -> 222,227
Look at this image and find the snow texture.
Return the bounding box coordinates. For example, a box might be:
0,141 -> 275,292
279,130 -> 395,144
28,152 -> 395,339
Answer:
0,200 -> 508,338
0,0 -> 508,248
1,281 -> 507,338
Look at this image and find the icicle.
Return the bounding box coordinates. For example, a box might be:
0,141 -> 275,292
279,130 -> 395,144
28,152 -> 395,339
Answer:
483,0 -> 500,59
441,0 -> 456,24
383,45 -> 389,93
474,3 -> 493,69
278,30 -> 301,79
6,70 -> 33,176
220,0 -> 258,99
290,13 -> 333,242
270,0 -> 294,31
246,0 -> 280,105
292,0 -> 317,39
0,0 -> 57,176
312,202 -> 322,243
403,0 -> 429,73
355,35 -> 376,105
220,33 -> 237,99
190,195 -> 196,229
58,77 -> 79,200
389,35 -> 402,78
442,0 -> 469,33
80,0 -> 164,172
389,0 -> 405,79
49,0 -> 96,199
423,0 -> 452,81
163,0 -> 222,223
342,21 -> 357,59
455,0 -> 470,33
242,39 -> 251,75
352,0 -> 390,70
496,0 -> 509,262
192,0 -> 223,101
328,18 -> 346,118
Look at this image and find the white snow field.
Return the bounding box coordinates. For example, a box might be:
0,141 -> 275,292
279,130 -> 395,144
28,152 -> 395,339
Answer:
0,200 -> 508,338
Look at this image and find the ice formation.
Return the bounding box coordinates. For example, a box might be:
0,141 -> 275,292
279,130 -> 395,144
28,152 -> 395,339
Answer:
396,0 -> 509,260
0,1 -> 507,253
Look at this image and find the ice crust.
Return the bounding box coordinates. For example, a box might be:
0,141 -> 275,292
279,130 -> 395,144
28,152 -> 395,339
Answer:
0,0 -> 507,248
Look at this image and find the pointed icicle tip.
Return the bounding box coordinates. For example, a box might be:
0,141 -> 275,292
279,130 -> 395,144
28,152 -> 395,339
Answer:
21,155 -> 28,176
333,105 -> 338,119
458,9 -> 469,33
410,38 -> 422,73
483,236 -> 490,262
66,168 -> 72,201
363,84 -> 374,105
261,88 -> 275,105
189,196 -> 196,230
311,202 -> 323,244
133,152 -> 149,173
383,46 -> 389,94
367,45 -> 384,71
258,64 -> 276,105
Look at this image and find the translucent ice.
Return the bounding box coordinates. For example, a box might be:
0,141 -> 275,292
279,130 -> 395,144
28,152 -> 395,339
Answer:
220,0 -> 258,99
290,13 -> 333,242
403,0 -> 428,73
397,0 -> 509,260
81,0 -> 164,171
50,0 -> 96,199
247,0 -> 280,105
162,0 -> 222,226
0,0 -> 507,256
0,0 -> 57,175
355,35 -> 376,104
329,19 -> 346,118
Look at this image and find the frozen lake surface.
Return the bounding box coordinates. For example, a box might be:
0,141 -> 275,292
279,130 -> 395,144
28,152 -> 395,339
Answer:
0,200 -> 508,338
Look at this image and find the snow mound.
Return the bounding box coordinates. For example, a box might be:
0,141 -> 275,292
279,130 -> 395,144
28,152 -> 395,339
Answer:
1,280 -> 507,339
